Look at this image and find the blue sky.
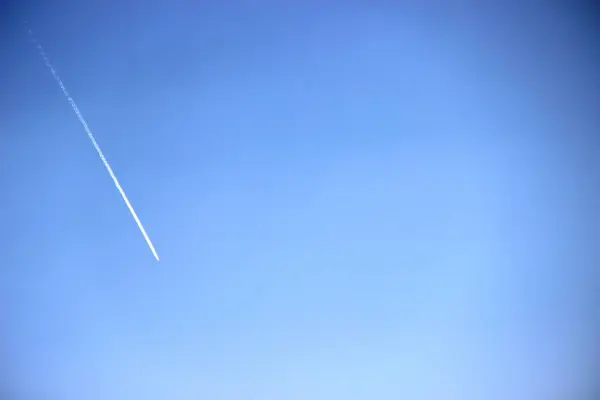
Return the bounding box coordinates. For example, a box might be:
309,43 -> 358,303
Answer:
2,3 -> 599,399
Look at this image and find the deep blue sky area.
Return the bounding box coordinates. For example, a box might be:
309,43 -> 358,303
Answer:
1,2 -> 599,399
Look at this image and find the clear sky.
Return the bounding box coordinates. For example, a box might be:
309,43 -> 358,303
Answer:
2,2 -> 599,399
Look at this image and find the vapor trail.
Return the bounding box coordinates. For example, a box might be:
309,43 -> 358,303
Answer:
29,29 -> 160,262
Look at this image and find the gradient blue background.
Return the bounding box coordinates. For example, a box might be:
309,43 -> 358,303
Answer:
2,2 -> 599,399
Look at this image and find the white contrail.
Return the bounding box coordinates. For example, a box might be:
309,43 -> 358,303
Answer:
29,29 -> 160,262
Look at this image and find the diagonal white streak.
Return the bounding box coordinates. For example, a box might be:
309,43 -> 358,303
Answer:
30,30 -> 160,261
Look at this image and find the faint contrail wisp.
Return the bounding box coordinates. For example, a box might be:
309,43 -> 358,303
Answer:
29,29 -> 160,262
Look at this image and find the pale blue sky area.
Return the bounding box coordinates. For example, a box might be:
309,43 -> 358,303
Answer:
2,3 -> 599,399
